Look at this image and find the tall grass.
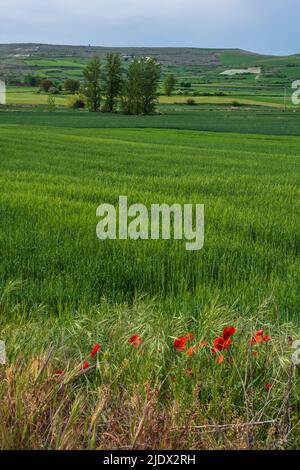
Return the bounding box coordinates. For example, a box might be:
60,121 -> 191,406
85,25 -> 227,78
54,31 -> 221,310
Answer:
0,290 -> 299,449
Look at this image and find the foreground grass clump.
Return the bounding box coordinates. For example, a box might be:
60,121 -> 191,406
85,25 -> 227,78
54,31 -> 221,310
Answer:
1,295 -> 300,450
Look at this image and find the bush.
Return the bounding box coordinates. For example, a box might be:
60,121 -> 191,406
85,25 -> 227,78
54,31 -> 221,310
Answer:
48,86 -> 60,95
186,98 -> 196,105
231,100 -> 242,107
40,80 -> 54,93
67,94 -> 86,109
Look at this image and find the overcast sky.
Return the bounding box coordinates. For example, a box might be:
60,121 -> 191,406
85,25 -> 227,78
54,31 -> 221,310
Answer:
0,0 -> 299,55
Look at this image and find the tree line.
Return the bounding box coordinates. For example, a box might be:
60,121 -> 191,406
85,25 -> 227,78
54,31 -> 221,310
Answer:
83,53 -> 161,115
21,54 -> 180,115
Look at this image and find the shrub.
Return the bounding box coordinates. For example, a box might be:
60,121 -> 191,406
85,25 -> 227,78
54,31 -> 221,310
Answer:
40,80 -> 54,93
231,100 -> 242,107
186,98 -> 196,105
67,94 -> 86,109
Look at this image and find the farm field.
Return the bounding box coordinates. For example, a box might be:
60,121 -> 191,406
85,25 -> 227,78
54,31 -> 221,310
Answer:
1,124 -> 300,315
1,121 -> 300,449
5,86 -> 290,108
1,109 -> 300,136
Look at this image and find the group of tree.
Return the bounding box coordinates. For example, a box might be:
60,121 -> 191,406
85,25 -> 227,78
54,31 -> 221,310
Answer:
83,53 -> 161,115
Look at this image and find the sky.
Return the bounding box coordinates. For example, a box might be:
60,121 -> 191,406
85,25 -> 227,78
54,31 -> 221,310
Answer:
0,0 -> 299,55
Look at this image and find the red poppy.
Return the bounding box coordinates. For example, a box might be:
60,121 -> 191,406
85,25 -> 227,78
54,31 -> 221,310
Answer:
262,334 -> 271,342
249,330 -> 271,345
222,326 -> 236,340
90,343 -> 101,357
174,333 -> 194,351
174,336 -> 188,351
211,326 -> 235,355
129,335 -> 143,348
198,341 -> 208,348
265,383 -> 272,392
54,369 -> 63,376
82,361 -> 90,370
186,346 -> 197,357
185,333 -> 194,341
218,354 -> 225,364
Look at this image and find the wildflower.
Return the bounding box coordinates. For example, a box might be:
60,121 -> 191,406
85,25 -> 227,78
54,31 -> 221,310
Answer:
211,326 -> 236,356
186,346 -> 197,357
82,360 -> 90,370
222,326 -> 236,340
249,330 -> 271,345
198,341 -> 208,348
174,333 -> 194,352
218,354 -> 225,364
90,343 -> 101,357
265,383 -> 272,392
174,337 -> 187,351
129,335 -> 143,348
54,369 -> 64,376
185,333 -> 194,340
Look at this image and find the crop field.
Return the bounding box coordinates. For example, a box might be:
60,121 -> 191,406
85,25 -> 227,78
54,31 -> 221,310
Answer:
1,121 -> 300,449
0,123 -> 300,314
1,109 -> 300,136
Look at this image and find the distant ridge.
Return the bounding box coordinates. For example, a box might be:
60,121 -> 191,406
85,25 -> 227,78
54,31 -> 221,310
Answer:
0,43 -> 287,66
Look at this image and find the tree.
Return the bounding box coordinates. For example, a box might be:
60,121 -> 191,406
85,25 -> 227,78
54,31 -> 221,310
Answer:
164,74 -> 177,96
40,79 -> 53,92
83,57 -> 101,112
121,59 -> 143,115
103,53 -> 123,112
47,93 -> 56,112
64,78 -> 80,93
141,58 -> 161,114
24,74 -> 39,87
122,58 -> 161,115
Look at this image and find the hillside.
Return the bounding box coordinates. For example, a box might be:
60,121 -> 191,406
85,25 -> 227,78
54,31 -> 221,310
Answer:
0,43 -> 261,65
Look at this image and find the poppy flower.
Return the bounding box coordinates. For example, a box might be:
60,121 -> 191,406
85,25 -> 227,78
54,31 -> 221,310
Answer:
249,330 -> 271,345
129,335 -> 143,348
185,333 -> 194,340
54,369 -> 64,376
265,383 -> 272,392
218,354 -> 225,364
198,341 -> 208,348
222,326 -> 236,340
174,333 -> 194,352
82,361 -> 90,370
186,346 -> 197,357
174,336 -> 188,351
90,343 -> 101,357
211,326 -> 235,355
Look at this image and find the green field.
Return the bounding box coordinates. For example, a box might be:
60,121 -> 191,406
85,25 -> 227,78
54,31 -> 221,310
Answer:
1,123 -> 300,316
1,118 -> 300,449
1,109 -> 300,136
